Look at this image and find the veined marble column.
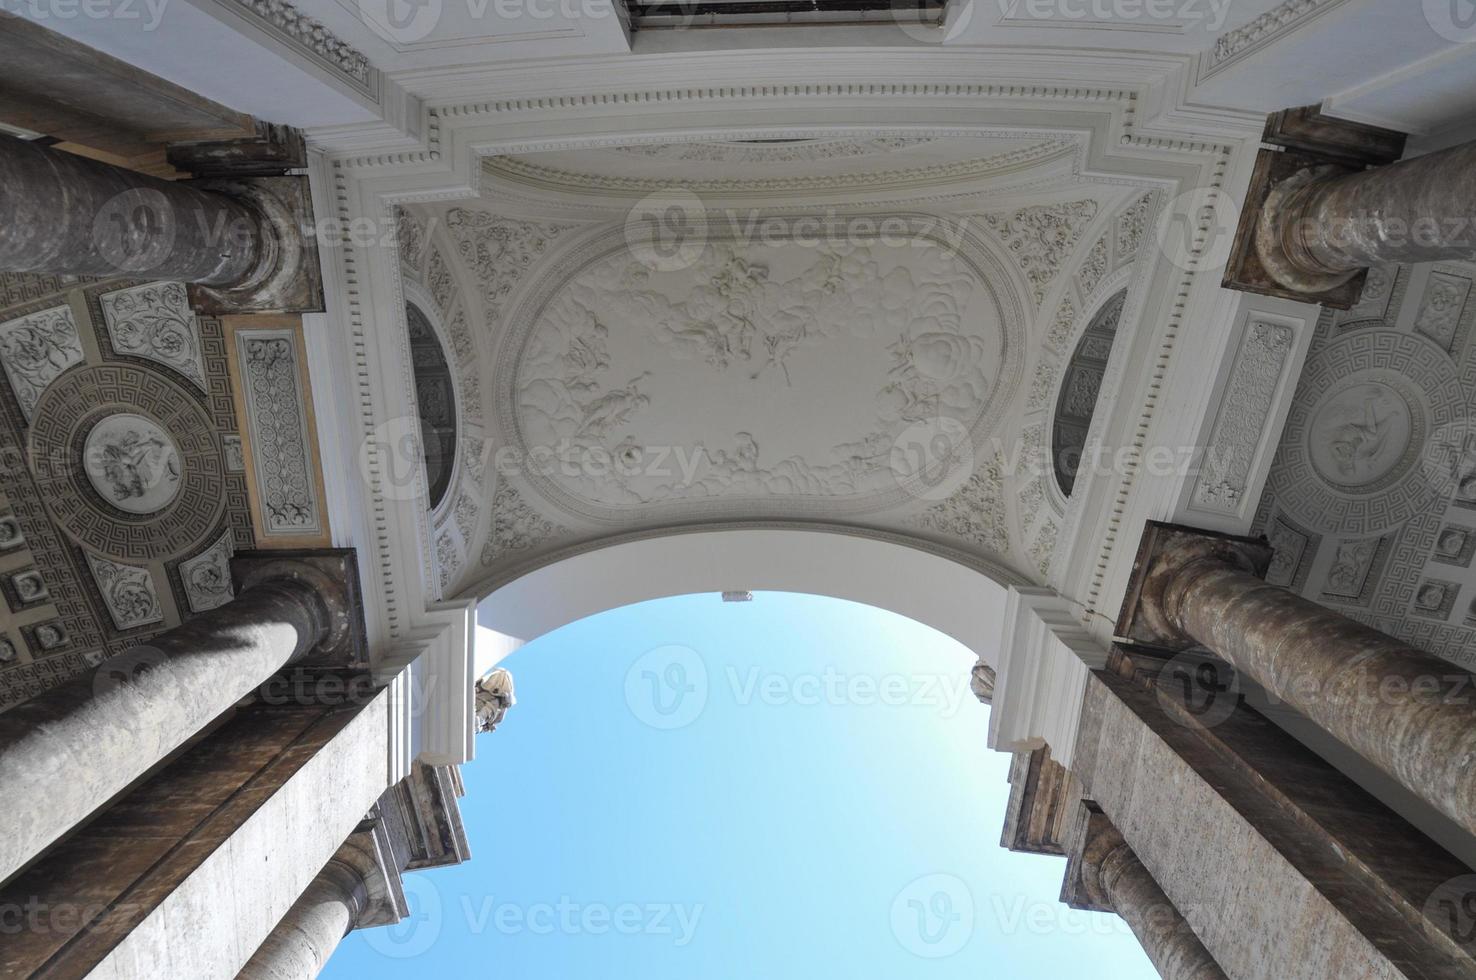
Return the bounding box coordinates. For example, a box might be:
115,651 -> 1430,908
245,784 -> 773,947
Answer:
1257,140 -> 1476,295
1121,522 -> 1476,842
236,859 -> 370,980
0,553 -> 360,884
1072,808 -> 1227,980
0,132 -> 268,285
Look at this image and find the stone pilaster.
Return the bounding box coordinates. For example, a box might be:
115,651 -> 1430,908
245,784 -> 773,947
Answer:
1118,521 -> 1476,843
1064,803 -> 1227,980
0,549 -> 364,884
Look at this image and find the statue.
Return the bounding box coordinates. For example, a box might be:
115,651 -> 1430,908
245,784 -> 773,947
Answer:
474,667 -> 516,735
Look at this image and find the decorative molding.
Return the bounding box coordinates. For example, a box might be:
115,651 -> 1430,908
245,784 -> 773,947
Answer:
488,139 -> 1076,196
98,282 -> 207,392
223,0 -> 376,96
0,304 -> 83,421
1205,0 -> 1350,77
481,480 -> 565,568
981,201 -> 1098,306
607,137 -> 934,162
178,529 -> 236,613
909,451 -> 1010,557
226,319 -> 329,546
1190,321 -> 1294,514
86,553 -> 164,631
989,587 -> 1108,770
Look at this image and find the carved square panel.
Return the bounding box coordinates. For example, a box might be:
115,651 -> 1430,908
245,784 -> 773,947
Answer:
1413,578 -> 1461,621
1432,524 -> 1476,569
2,568 -> 49,611
1264,511 -> 1320,591
0,514 -> 25,552
1319,535 -> 1391,606
1413,268 -> 1474,356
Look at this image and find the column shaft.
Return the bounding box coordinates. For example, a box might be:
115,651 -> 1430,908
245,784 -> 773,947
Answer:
1163,559 -> 1476,841
1095,840 -> 1227,980
1261,140 -> 1476,289
236,861 -> 368,980
0,577 -> 330,884
0,132 -> 266,285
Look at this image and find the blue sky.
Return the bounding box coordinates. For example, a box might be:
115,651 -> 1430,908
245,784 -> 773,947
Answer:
324,592 -> 1154,978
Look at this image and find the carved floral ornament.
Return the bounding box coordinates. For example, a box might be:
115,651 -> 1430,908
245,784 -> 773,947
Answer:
493,216 -> 1027,526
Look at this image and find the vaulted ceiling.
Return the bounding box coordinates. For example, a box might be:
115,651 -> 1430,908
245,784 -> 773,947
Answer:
396,135 -> 1158,598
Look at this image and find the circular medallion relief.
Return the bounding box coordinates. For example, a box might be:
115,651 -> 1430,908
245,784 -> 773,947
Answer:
83,414 -> 183,515
28,363 -> 225,562
1307,381 -> 1415,491
1268,331 -> 1463,537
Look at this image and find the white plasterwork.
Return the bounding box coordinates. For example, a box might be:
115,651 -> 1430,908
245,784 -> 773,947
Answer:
988,587 -> 1108,770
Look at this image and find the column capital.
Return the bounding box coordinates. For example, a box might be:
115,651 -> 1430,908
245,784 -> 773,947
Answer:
1115,522 -> 1272,652
232,548 -> 369,668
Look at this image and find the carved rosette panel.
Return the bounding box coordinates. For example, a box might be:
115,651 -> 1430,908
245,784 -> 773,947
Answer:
0,304 -> 85,421
234,329 -> 324,538
28,364 -> 226,562
99,281 -> 207,392
86,554 -> 163,631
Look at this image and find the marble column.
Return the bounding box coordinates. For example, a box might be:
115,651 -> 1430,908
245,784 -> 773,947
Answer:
236,859 -> 370,980
1121,522 -> 1476,843
0,553 -> 360,884
1257,140 -> 1476,296
0,132 -> 271,286
1073,808 -> 1227,980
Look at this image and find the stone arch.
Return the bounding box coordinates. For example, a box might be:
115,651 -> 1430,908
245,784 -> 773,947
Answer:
475,525 -> 1015,670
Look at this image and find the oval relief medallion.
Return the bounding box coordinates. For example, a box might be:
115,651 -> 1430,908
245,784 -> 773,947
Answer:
498,218 -> 1024,523
83,414 -> 183,515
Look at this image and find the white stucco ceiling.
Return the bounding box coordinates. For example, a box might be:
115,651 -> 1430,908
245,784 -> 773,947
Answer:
397,135 -> 1156,598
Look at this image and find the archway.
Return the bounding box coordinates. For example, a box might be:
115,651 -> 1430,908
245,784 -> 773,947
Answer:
475,527 -> 1014,675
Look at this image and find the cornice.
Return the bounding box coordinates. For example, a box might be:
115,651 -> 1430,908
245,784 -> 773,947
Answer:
484,138 -> 1077,196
